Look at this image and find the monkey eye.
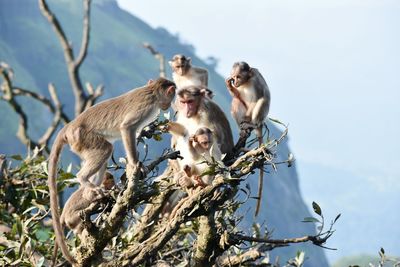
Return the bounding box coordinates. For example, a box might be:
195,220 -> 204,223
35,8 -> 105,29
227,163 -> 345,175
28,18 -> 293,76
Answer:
187,100 -> 194,104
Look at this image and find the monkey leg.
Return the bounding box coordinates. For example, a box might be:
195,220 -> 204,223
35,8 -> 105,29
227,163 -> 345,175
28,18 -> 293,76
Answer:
76,135 -> 113,196
89,162 -> 108,186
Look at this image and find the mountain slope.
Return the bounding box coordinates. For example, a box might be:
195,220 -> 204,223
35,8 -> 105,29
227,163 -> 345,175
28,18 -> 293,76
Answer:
0,0 -> 328,265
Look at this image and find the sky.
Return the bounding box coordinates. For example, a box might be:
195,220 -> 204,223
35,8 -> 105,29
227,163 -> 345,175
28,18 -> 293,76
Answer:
117,0 -> 400,263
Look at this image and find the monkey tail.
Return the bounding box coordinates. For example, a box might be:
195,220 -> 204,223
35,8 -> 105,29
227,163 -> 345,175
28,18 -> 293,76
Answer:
51,242 -> 58,267
48,127 -> 77,265
255,126 -> 264,217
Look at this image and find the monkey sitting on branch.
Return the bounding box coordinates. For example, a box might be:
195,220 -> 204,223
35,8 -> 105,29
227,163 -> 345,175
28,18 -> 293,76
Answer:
225,61 -> 271,216
52,172 -> 115,266
48,77 -> 176,265
169,54 -> 209,89
166,122 -> 222,189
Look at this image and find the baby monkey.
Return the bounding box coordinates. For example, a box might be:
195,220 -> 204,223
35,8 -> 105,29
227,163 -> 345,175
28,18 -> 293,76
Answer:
166,123 -> 221,189
226,61 -> 271,216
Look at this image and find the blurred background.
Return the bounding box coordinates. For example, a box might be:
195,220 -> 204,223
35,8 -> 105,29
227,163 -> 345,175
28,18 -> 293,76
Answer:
117,0 -> 400,264
0,0 -> 398,265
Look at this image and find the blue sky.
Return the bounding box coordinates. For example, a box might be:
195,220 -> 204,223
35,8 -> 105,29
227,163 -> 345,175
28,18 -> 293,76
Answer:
117,0 -> 400,263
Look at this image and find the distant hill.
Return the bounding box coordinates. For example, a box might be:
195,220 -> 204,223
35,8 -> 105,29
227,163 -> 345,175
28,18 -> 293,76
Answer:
0,0 -> 329,265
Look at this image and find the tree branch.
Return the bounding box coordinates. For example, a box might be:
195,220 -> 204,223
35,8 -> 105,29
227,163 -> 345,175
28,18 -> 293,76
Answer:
143,42 -> 166,78
39,0 -> 90,116
0,66 -> 37,149
74,0 -> 91,69
12,86 -> 70,123
37,84 -> 62,147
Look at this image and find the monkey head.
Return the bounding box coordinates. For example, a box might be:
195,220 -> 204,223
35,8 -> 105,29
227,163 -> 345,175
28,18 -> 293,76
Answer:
176,86 -> 208,118
169,54 -> 191,76
151,77 -> 176,110
230,61 -> 253,87
192,127 -> 213,151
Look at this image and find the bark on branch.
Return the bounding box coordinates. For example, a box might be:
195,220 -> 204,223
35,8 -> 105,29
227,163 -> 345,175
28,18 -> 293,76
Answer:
39,0 -> 101,116
1,64 -> 66,151
143,42 -> 166,78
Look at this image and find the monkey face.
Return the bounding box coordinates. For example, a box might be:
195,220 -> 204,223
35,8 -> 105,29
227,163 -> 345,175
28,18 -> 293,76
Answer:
230,62 -> 253,87
160,85 -> 176,110
231,71 -> 251,87
170,55 -> 191,76
195,134 -> 212,150
177,94 -> 200,118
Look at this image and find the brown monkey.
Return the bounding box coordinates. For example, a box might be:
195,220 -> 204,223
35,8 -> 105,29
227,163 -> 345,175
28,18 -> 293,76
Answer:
48,78 -> 176,265
226,61 -> 271,216
169,54 -> 208,89
52,172 -> 114,266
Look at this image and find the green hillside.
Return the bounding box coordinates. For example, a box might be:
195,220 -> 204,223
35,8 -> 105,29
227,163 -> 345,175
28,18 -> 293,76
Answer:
0,0 -> 329,265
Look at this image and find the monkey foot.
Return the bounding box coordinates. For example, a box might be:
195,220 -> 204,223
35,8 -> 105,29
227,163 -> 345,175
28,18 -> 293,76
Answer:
240,121 -> 255,131
194,175 -> 207,188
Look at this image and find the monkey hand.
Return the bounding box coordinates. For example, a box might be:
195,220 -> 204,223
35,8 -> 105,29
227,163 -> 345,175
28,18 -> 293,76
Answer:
240,121 -> 255,131
178,175 -> 194,189
225,77 -> 233,88
160,123 -> 170,133
82,186 -> 105,201
193,175 -> 207,188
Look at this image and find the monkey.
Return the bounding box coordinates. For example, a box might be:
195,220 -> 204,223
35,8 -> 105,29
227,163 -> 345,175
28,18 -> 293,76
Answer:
166,123 -> 222,188
169,54 -> 209,89
48,77 -> 176,265
101,171 -> 116,191
52,172 -> 114,266
225,61 -> 271,216
156,85 -> 232,217
174,86 -> 234,155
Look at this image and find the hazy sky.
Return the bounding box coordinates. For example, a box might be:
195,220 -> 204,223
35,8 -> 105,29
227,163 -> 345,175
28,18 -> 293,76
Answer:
117,0 -> 400,262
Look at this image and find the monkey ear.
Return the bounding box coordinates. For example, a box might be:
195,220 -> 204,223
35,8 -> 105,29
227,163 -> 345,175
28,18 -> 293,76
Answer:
187,57 -> 192,64
199,88 -> 209,97
147,79 -> 154,85
249,68 -> 255,77
166,86 -> 175,95
168,61 -> 173,66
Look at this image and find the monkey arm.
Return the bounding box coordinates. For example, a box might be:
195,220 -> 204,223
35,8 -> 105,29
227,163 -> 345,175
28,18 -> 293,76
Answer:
167,122 -> 187,137
188,137 -> 201,160
120,115 -> 142,164
225,78 -> 237,97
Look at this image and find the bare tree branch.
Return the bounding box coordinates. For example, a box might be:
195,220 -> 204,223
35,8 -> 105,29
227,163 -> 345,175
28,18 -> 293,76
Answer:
143,42 -> 166,78
12,86 -> 70,123
74,0 -> 91,69
39,0 -> 93,116
37,84 -> 62,147
84,82 -> 104,110
0,66 -> 38,149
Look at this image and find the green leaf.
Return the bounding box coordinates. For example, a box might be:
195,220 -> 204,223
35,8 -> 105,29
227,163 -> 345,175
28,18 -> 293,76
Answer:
334,213 -> 341,223
35,229 -> 50,242
10,155 -> 23,161
312,201 -> 322,216
269,117 -> 286,126
153,134 -> 162,141
302,217 -> 320,223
